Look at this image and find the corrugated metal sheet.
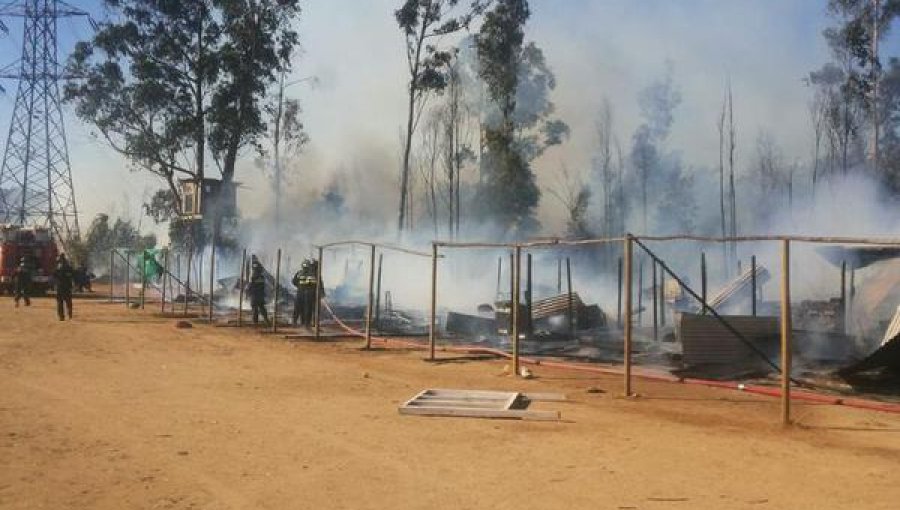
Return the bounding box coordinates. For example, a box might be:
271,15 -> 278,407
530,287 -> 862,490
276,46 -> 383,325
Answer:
445,312 -> 496,336
708,266 -> 770,311
883,305 -> 900,347
678,312 -> 779,366
839,332 -> 900,376
851,259 -> 900,342
816,245 -> 900,269
531,293 -> 583,319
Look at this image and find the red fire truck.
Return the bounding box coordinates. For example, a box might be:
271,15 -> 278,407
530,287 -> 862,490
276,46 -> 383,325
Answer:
0,224 -> 59,295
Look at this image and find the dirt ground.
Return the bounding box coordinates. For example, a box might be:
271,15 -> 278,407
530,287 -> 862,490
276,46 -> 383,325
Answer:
1,295 -> 899,510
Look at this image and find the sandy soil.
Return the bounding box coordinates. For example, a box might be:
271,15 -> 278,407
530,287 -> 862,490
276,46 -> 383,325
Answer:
1,295 -> 899,510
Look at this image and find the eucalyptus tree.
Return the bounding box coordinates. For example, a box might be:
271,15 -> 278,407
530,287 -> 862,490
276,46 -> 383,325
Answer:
65,0 -> 302,234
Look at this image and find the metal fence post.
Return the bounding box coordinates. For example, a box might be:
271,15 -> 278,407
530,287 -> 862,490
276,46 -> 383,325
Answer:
513,245 -> 522,376
273,248 -> 282,333
109,249 -> 115,303
238,248 -> 246,327
780,239 -> 792,426
125,250 -> 131,309
314,246 -> 323,340
161,249 -> 169,314
429,243 -> 438,361
365,244 -> 376,349
623,236 -> 634,397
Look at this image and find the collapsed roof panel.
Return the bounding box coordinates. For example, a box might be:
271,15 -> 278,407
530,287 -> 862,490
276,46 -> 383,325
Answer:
816,245 -> 900,269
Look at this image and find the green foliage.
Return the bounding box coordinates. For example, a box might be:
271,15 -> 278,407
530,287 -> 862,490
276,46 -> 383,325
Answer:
65,0 -> 302,210
475,0 -> 530,121
473,0 -> 546,237
628,64 -> 682,232
476,128 -> 540,236
143,189 -> 180,224
167,217 -> 240,256
568,187 -> 593,240
68,214 -> 157,269
875,57 -> 900,193
394,0 -> 490,231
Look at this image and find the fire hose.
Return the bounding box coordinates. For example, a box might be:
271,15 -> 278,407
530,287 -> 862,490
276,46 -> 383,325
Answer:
318,299 -> 900,415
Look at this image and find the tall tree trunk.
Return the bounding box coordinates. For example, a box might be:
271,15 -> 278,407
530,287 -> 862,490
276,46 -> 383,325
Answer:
398,21 -> 429,235
718,95 -> 727,275
728,88 -> 737,265
872,0 -> 881,174
194,8 -> 206,183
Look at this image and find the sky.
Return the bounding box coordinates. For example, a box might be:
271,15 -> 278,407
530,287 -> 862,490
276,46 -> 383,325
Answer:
0,0 -> 891,235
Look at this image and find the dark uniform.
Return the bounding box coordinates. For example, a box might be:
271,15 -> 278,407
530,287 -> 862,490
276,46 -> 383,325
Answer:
74,265 -> 94,292
12,260 -> 31,307
248,259 -> 269,326
53,255 -> 75,320
292,259 -> 323,327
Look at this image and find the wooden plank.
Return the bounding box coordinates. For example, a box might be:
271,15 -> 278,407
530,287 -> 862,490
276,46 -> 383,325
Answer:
402,389 -> 430,408
521,392 -> 567,402
503,392 -> 521,411
408,400 -> 507,409
426,389 -> 517,399
398,406 -> 560,421
417,395 -> 509,404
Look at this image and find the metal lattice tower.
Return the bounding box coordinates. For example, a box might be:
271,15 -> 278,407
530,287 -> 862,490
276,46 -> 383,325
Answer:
0,0 -> 89,242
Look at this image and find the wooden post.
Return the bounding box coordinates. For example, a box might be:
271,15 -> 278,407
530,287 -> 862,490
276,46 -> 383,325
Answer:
314,246 -> 323,340
496,256 -> 502,296
161,249 -> 169,314
616,256 -> 622,328
637,259 -> 643,326
273,249 -> 282,333
652,262 -> 658,341
701,252 -> 708,314
375,253 -> 383,329
140,251 -> 146,309
208,235 -> 216,324
780,239 -> 792,426
237,248 -> 246,327
623,236 -> 634,397
173,254 -> 180,314
751,255 -> 758,316
659,264 -> 666,327
840,260 -> 847,335
198,253 -> 204,317
526,252 -> 533,337
365,244 -> 376,349
512,246 -> 521,376
125,250 -> 131,309
184,248 -> 192,317
109,249 -> 116,303
557,258 -> 562,294
509,253 -> 514,332
566,257 -> 574,341
109,249 -> 114,303
848,267 -> 856,335
429,243 -> 438,361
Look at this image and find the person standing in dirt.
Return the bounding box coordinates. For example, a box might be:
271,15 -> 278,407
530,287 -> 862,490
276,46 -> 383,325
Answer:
74,264 -> 94,293
248,257 -> 269,326
291,259 -> 323,327
53,254 -> 75,320
12,258 -> 32,307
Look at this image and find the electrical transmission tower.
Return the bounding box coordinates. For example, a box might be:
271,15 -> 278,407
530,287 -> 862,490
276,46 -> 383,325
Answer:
0,0 -> 90,243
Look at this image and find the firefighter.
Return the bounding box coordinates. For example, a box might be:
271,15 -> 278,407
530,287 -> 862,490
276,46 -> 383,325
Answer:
248,256 -> 269,326
74,264 -> 94,293
53,253 -> 75,321
12,258 -> 31,307
292,258 -> 323,327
